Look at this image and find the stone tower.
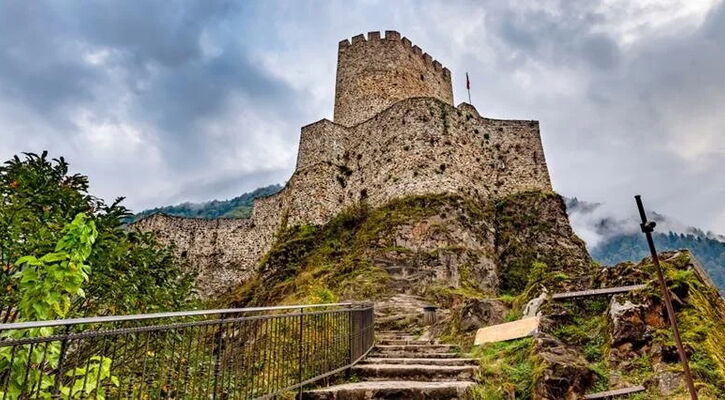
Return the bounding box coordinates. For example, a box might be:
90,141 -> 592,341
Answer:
334,31 -> 454,126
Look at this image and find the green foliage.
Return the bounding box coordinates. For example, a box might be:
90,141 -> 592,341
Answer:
0,213 -> 117,399
131,184 -> 283,221
470,338 -> 535,400
15,213 -> 97,321
591,231 -> 725,294
0,152 -> 195,317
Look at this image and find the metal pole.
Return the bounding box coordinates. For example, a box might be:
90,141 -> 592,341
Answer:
634,195 -> 698,400
297,307 -> 305,400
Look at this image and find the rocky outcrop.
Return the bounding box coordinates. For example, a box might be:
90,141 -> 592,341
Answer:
535,250 -> 725,399
459,299 -> 507,332
533,333 -> 594,400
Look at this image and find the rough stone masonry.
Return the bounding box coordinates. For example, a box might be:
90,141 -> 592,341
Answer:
133,31 -> 553,297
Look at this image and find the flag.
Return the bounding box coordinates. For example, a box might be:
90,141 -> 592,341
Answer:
466,72 -> 470,90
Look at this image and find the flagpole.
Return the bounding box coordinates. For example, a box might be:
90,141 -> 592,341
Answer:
466,72 -> 472,104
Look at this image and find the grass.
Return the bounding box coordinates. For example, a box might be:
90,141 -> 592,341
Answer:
469,338 -> 535,400
225,193 -> 490,307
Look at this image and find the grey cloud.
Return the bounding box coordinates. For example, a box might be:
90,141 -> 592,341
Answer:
494,5 -> 620,70
0,0 -> 723,237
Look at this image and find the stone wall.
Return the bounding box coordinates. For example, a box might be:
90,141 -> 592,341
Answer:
131,214 -> 270,297
135,98 -> 552,296
334,31 -> 453,127
288,97 -> 551,226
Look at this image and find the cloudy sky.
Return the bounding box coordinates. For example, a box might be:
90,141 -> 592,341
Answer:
1,0 -> 724,236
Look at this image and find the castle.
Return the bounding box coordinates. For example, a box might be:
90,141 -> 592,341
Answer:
134,31 -> 553,296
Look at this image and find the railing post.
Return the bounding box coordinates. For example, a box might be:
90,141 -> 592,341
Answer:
51,327 -> 70,400
212,313 -> 226,400
348,305 -> 354,365
297,307 -> 304,400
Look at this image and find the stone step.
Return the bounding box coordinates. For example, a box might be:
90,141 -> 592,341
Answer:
371,352 -> 461,359
378,339 -> 437,345
361,357 -> 478,366
351,364 -> 477,381
377,337 -> 420,343
376,333 -> 419,339
374,344 -> 457,354
302,380 -> 476,400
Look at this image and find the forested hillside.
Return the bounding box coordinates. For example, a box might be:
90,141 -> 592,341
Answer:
591,232 -> 725,293
132,184 -> 282,221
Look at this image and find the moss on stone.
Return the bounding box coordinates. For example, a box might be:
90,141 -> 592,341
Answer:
492,190 -> 592,295
225,193 -> 488,307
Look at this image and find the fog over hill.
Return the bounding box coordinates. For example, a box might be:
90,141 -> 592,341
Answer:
565,197 -> 725,293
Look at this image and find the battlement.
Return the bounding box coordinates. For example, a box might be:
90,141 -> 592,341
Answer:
333,31 -> 454,126
337,31 -> 451,79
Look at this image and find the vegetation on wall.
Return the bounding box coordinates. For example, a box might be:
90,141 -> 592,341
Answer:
0,152 -> 196,319
224,194 -> 490,307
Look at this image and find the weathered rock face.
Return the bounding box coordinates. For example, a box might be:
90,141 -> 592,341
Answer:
608,295 -> 663,356
534,333 -> 595,400
459,299 -> 507,332
536,251 -> 725,399
493,192 -> 592,294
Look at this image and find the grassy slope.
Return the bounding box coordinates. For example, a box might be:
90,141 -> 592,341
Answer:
220,191 -> 725,399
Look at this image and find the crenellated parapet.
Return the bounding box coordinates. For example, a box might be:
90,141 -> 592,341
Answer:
334,30 -> 453,126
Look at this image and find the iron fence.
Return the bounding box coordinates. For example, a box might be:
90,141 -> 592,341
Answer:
0,302 -> 374,399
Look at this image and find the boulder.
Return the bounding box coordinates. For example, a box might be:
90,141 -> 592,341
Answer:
459,298 -> 507,331
533,333 -> 594,400
524,289 -> 548,317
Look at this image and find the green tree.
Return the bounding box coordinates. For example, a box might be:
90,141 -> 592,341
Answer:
1,213 -> 116,399
0,152 -> 196,319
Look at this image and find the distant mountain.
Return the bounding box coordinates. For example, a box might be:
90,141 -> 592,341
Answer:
132,184 -> 283,222
591,231 -> 725,292
565,197 -> 725,294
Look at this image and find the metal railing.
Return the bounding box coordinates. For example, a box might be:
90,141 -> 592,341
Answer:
0,302 -> 374,399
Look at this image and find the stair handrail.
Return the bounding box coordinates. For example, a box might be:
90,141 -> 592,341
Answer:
0,302 -> 375,399
0,302 -> 369,331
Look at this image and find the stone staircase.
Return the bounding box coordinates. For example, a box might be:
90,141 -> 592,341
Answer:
302,331 -> 478,399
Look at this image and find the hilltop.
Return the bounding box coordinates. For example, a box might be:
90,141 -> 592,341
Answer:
132,31 -> 725,398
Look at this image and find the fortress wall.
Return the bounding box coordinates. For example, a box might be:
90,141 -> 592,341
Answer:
134,99 -> 552,297
486,119 -> 552,194
334,31 -> 453,127
316,98 -> 552,213
281,162 -> 346,226
132,214 -> 266,296
295,120 -> 350,170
